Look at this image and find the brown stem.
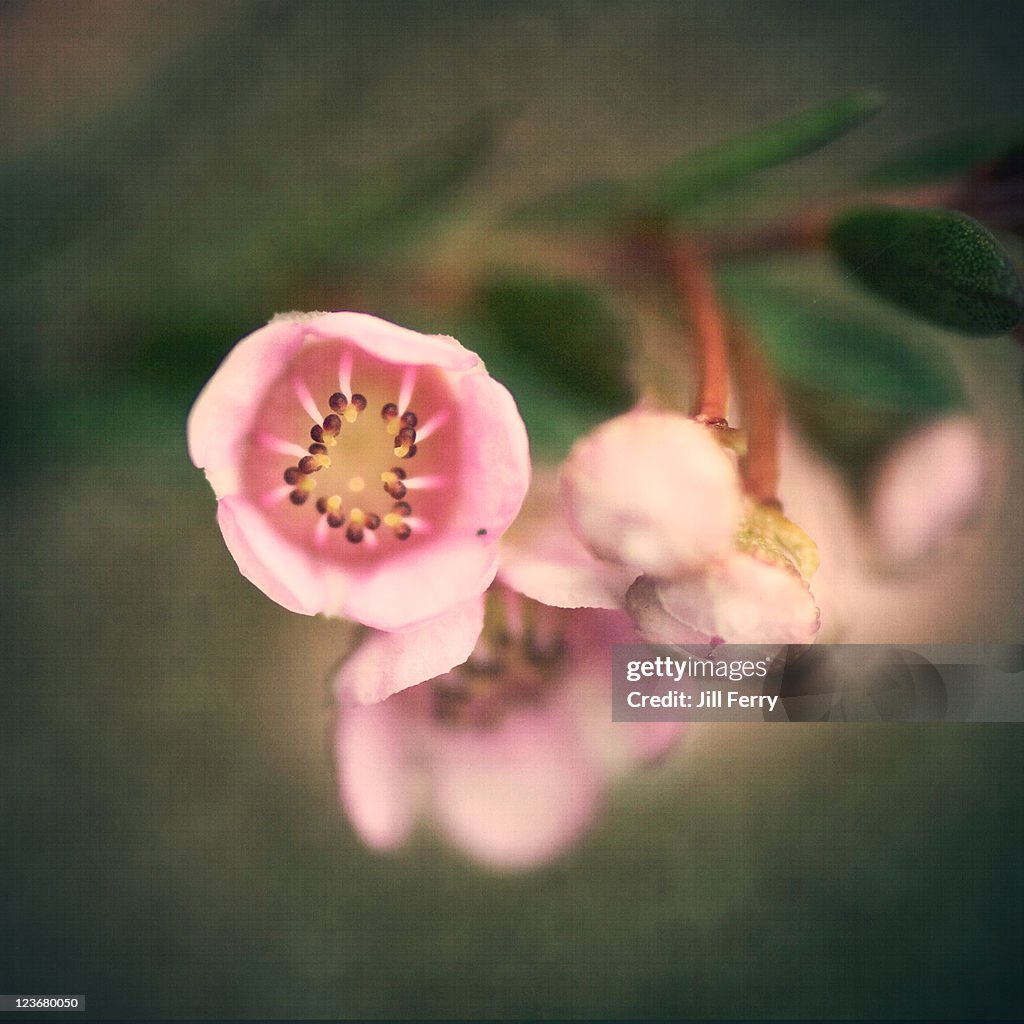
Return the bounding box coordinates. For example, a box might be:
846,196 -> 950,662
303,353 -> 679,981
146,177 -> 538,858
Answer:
705,182 -> 961,261
731,322 -> 781,507
671,237 -> 730,421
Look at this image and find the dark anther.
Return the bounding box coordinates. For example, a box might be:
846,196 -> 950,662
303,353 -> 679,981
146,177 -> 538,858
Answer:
308,443 -> 329,457
310,424 -> 324,443
400,411 -> 418,429
322,413 -> 342,435
329,392 -> 348,413
397,425 -> 417,446
383,480 -> 407,499
392,500 -> 412,517
345,524 -> 364,544
351,394 -> 367,412
394,523 -> 412,541
365,513 -> 381,530
289,489 -> 309,505
298,455 -> 320,474
476,528 -> 487,536
381,402 -> 398,421
327,513 -> 345,529
284,467 -> 302,485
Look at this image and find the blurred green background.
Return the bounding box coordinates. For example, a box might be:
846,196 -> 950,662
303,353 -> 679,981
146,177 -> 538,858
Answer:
2,2 -> 1023,1019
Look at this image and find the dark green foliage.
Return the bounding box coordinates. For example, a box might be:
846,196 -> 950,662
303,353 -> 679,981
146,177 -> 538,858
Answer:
829,207 -> 1024,335
513,90 -> 884,227
720,269 -> 965,480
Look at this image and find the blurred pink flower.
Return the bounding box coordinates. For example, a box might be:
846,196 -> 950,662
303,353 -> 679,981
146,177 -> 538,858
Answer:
187,312 -> 530,632
334,587 -> 684,870
560,410 -> 742,578
869,415 -> 986,564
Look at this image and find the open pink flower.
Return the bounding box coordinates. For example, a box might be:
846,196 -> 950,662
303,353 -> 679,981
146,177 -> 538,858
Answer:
187,312 -> 530,631
334,587 -> 684,870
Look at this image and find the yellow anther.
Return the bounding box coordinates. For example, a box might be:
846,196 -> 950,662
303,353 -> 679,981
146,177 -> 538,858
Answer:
348,476 -> 366,493
349,508 -> 366,526
344,406 -> 359,423
383,512 -> 403,528
325,495 -> 343,513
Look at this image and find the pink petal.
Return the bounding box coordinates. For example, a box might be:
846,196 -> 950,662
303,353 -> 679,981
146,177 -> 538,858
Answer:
560,411 -> 742,577
302,312 -> 480,372
334,595 -> 486,705
447,370 -> 532,537
870,416 -> 986,563
627,553 -> 820,645
430,704 -> 602,870
187,318 -> 306,497
334,694 -> 422,851
216,496 -> 328,615
498,514 -> 632,610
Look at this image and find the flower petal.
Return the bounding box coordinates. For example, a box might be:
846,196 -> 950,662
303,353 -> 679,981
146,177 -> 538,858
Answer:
560,411 -> 742,577
627,552 -> 821,645
334,694 -> 422,851
870,415 -> 986,564
334,595 -> 486,705
187,318 -> 306,498
430,704 -> 602,870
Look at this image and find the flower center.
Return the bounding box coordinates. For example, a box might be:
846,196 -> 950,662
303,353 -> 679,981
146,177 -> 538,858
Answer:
242,338 -> 457,563
430,593 -> 569,730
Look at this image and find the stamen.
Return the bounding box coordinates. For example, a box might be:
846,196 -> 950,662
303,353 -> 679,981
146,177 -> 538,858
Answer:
260,485 -> 294,508
381,403 -> 400,436
338,349 -> 353,397
398,366 -> 416,415
310,424 -> 324,443
400,411 -> 418,429
364,513 -> 381,530
292,377 -> 324,424
414,410 -> 449,443
329,392 -> 349,414
308,443 -> 329,457
345,524 -> 364,544
401,474 -> 444,491
393,425 -> 418,459
258,433 -> 310,460
289,489 -> 311,505
344,393 -> 367,424
283,467 -> 302,485
322,413 -> 342,437
299,452 -> 330,474
392,500 -> 413,517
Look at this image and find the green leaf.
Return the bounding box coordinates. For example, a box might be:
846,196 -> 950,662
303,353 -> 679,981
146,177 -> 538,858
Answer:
648,89 -> 885,214
476,275 -> 633,412
720,266 -> 966,480
829,207 -> 1024,335
512,90 -> 884,227
865,122 -> 1024,187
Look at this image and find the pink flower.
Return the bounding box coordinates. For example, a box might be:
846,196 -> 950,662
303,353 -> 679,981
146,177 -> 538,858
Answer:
334,587 -> 684,870
187,312 -> 530,632
560,411 -> 742,578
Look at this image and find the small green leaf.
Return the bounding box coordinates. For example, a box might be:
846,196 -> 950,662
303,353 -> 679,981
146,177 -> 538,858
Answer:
512,90 -> 884,227
829,206 -> 1024,335
477,275 -> 633,412
865,122 -> 1024,187
649,89 -> 885,214
720,267 -> 966,479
